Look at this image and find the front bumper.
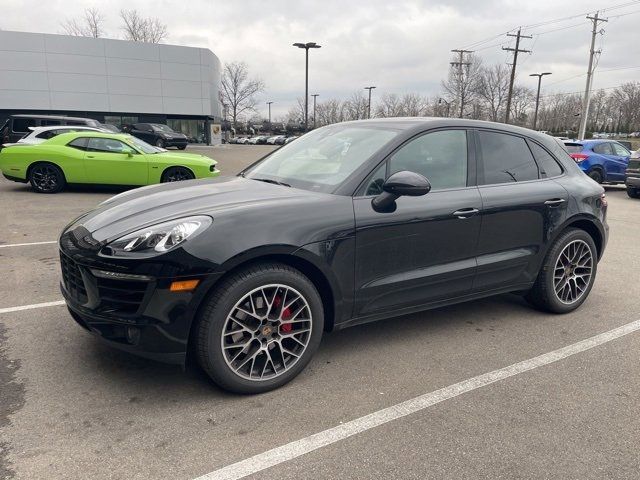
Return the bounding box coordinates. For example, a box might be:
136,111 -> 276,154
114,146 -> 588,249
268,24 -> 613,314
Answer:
164,138 -> 188,148
59,232 -> 223,365
626,175 -> 640,188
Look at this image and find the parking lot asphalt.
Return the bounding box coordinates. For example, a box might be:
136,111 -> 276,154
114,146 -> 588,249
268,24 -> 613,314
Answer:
1,144 -> 639,480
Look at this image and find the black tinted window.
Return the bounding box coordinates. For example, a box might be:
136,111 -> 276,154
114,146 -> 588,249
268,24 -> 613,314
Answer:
479,131 -> 539,184
389,130 -> 468,190
593,143 -> 613,155
68,138 -> 89,150
12,118 -> 35,133
528,142 -> 563,178
36,128 -> 74,139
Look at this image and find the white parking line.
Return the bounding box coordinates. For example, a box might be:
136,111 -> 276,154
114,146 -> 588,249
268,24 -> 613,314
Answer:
0,240 -> 57,248
0,300 -> 65,314
194,318 -> 640,480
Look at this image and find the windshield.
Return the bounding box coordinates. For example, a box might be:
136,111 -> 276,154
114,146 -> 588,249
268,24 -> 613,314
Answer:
243,124 -> 398,192
127,135 -> 163,154
152,124 -> 174,133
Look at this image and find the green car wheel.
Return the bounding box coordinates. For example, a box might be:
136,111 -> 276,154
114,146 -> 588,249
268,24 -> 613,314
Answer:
29,162 -> 66,193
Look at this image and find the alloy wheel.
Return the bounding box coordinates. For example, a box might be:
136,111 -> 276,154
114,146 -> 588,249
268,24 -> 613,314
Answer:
165,168 -> 193,182
553,239 -> 593,305
31,165 -> 59,192
221,284 -> 312,381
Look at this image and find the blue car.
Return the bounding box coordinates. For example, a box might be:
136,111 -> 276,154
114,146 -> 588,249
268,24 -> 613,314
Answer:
564,140 -> 631,184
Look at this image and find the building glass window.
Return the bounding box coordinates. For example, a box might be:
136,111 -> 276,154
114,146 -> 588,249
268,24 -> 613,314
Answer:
167,119 -> 206,143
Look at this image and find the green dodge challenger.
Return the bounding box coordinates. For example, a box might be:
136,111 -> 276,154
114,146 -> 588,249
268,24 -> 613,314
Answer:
0,132 -> 219,193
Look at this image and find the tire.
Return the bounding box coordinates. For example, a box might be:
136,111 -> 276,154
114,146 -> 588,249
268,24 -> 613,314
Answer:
155,138 -> 165,148
195,262 -> 324,394
178,145 -> 187,150
587,168 -> 603,184
161,166 -> 195,182
627,186 -> 640,199
526,228 -> 598,314
28,162 -> 66,193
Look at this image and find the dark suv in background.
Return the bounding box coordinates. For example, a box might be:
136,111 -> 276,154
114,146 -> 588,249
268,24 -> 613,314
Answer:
1,114 -> 102,144
126,123 -> 188,149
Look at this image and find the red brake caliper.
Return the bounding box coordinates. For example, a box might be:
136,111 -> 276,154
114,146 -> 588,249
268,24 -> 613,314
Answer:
274,295 -> 293,333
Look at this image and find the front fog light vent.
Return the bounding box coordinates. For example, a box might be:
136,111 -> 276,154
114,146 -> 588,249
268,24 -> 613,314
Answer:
90,269 -> 152,282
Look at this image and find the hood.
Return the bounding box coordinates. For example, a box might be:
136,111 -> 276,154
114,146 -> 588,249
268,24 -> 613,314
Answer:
75,176 -> 326,242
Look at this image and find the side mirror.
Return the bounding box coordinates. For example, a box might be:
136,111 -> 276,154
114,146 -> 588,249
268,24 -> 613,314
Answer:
372,170 -> 431,213
127,150 -> 134,157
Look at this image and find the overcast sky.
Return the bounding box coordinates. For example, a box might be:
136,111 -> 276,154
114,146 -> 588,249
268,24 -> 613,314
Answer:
1,0 -> 639,118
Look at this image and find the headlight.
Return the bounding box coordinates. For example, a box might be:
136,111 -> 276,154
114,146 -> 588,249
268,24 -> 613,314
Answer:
103,216 -> 212,257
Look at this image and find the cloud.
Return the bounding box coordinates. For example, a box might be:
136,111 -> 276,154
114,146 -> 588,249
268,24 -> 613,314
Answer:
1,0 -> 637,118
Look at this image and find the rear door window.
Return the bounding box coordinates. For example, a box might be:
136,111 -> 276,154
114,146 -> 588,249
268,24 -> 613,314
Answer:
478,131 -> 539,184
528,141 -> 563,178
67,138 -> 89,151
593,143 -> 613,155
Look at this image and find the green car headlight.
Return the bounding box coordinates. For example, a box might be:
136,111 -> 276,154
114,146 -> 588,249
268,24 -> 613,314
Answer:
104,216 -> 212,256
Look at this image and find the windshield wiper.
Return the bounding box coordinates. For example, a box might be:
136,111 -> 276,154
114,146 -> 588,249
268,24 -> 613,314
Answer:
251,177 -> 291,187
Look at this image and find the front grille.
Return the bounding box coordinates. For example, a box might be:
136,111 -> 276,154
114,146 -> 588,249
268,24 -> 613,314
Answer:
628,159 -> 640,170
95,276 -> 149,315
60,254 -> 88,303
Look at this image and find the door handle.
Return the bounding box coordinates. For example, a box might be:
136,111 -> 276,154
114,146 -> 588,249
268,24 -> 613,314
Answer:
452,208 -> 479,219
544,198 -> 566,206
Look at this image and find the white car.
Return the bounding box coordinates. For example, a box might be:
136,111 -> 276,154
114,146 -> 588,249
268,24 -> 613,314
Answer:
4,125 -> 105,147
266,135 -> 285,145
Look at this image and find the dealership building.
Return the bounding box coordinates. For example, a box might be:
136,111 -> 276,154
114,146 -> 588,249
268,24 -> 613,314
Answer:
0,30 -> 222,143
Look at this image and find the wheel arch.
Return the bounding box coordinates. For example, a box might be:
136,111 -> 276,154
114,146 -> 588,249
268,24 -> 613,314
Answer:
555,216 -> 605,260
160,165 -> 195,181
26,160 -> 67,182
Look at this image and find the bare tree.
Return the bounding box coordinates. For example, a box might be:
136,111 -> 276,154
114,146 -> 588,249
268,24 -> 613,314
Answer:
287,98 -> 306,125
475,64 -> 510,122
441,54 -> 482,118
220,62 -> 265,127
342,92 -> 369,120
120,9 -> 168,43
315,99 -> 347,126
61,8 -> 105,38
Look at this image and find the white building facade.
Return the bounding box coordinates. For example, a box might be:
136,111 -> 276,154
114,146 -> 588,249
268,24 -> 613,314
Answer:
0,30 -> 222,143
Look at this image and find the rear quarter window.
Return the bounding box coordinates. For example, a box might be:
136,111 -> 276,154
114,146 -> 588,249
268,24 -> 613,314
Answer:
528,141 -> 563,178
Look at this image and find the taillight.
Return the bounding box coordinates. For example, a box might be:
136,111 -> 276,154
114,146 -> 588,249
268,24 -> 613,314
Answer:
570,153 -> 589,163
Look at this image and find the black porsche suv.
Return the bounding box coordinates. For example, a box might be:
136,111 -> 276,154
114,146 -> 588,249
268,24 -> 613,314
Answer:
126,123 -> 188,149
625,152 -> 640,198
59,118 -> 608,394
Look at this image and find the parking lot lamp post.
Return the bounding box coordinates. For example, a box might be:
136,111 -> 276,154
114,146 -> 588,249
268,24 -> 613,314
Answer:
266,101 -> 273,132
364,86 -> 376,119
311,94 -> 319,128
529,72 -> 552,130
293,42 -> 321,131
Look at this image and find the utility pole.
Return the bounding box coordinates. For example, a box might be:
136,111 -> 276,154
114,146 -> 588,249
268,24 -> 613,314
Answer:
450,49 -> 472,117
578,11 -> 607,140
311,94 -> 319,128
503,28 -> 532,124
364,86 -> 376,119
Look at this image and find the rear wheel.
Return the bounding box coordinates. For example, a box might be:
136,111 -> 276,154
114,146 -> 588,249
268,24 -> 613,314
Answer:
196,263 -> 324,394
28,162 -> 66,193
587,168 -> 603,184
161,166 -> 195,182
627,186 -> 640,198
526,228 -> 597,313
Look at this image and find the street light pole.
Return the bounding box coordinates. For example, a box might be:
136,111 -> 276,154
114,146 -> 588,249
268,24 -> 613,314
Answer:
311,94 -> 319,128
529,72 -> 552,130
266,101 -> 273,131
293,42 -> 321,131
364,86 -> 376,119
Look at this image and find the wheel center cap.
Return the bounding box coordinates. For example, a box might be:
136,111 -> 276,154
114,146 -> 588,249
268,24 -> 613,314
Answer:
262,326 -> 273,336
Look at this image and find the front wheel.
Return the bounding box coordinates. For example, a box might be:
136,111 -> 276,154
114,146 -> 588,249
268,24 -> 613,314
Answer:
627,186 -> 640,199
161,166 -> 195,182
155,138 -> 165,148
195,263 -> 324,394
178,145 -> 187,150
29,162 -> 66,193
526,229 -> 597,313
